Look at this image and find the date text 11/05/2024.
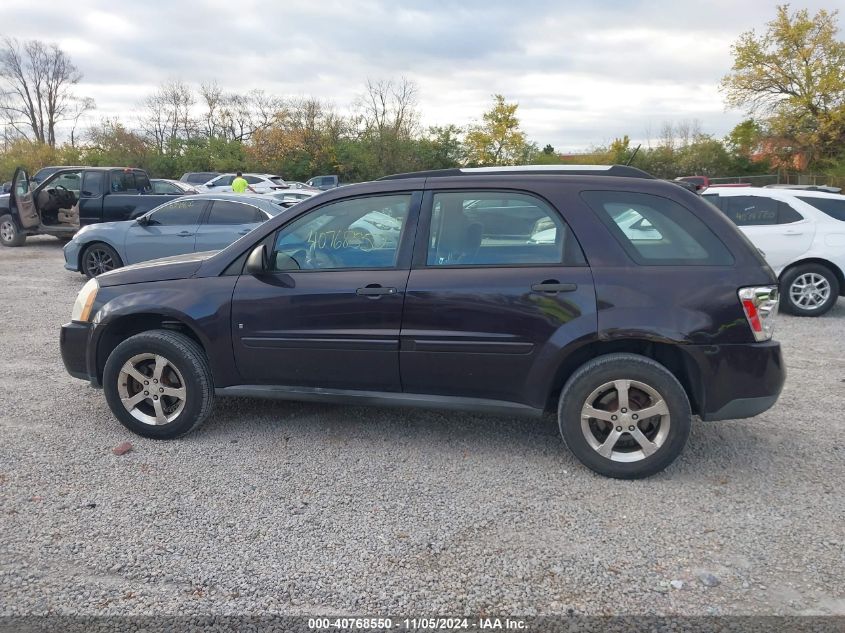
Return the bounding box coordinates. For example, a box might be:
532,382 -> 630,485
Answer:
307,617 -> 527,630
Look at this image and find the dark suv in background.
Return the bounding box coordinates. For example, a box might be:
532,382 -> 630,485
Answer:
60,165 -> 784,479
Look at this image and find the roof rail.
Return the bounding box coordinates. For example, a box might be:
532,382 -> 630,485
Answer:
379,164 -> 655,181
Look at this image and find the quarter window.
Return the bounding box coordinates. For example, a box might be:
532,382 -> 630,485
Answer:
796,196 -> 845,222
207,200 -> 264,224
148,199 -> 205,226
426,191 -> 585,266
272,194 -> 411,271
581,191 -> 733,265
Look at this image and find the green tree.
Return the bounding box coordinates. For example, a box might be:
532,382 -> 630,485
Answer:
721,5 -> 845,162
464,95 -> 533,166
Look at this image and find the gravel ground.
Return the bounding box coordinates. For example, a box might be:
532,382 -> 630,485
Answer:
0,236 -> 843,618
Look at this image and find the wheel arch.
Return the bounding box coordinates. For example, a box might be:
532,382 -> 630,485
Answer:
547,339 -> 702,416
78,239 -> 123,271
94,313 -> 208,385
779,258 -> 845,296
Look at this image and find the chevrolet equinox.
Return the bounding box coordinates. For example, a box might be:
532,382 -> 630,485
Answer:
60,166 -> 785,478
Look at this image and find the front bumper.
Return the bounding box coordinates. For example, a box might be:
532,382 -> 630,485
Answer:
686,340 -> 785,421
60,321 -> 97,384
63,240 -> 80,271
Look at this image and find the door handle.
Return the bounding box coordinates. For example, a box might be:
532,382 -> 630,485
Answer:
531,281 -> 578,293
783,230 -> 803,236
238,229 -> 251,235
177,231 -> 194,237
356,285 -> 398,297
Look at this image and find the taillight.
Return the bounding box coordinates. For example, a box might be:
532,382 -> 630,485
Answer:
738,286 -> 778,342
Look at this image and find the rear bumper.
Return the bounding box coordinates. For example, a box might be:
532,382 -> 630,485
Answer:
686,340 -> 785,421
60,321 -> 98,384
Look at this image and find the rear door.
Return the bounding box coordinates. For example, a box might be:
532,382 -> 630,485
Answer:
719,194 -> 814,271
194,199 -> 266,252
123,198 -> 207,264
78,171 -> 105,225
231,191 -> 420,390
11,168 -> 39,229
400,188 -> 597,408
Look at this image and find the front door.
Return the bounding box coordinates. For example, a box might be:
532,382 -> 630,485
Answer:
11,168 -> 39,229
400,189 -> 597,408
231,192 -> 420,390
123,198 -> 206,264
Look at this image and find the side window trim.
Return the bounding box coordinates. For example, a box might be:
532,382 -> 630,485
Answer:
266,190 -> 423,273
412,188 -> 587,269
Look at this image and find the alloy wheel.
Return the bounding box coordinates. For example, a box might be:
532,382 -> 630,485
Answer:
117,353 -> 187,426
789,272 -> 830,310
580,379 -> 671,462
85,248 -> 116,276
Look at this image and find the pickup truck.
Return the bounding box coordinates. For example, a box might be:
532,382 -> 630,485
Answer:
0,167 -> 182,247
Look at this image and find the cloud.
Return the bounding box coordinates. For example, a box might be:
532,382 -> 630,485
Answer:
0,0 -> 836,150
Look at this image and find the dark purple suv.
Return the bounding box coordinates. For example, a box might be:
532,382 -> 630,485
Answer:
60,166 -> 785,478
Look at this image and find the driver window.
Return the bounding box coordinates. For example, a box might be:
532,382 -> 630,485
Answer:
272,194 -> 411,271
15,171 -> 30,196
147,199 -> 205,226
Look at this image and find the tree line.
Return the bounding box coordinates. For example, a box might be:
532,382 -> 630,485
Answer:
1,4 -> 843,185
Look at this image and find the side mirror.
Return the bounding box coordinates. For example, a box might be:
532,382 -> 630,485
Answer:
205,182 -> 216,187
245,244 -> 267,275
136,215 -> 150,226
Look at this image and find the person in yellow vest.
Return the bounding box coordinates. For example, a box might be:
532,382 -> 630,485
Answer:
231,172 -> 256,193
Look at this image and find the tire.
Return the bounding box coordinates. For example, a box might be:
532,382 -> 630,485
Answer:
0,215 -> 26,247
81,242 -> 123,278
780,263 -> 839,317
103,330 -> 214,439
558,353 -> 691,479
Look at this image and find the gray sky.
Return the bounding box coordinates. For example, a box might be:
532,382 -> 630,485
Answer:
0,0 -> 839,151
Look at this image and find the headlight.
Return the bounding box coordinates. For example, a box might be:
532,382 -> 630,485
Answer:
71,278 -> 99,323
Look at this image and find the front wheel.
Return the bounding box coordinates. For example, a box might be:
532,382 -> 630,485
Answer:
780,263 -> 839,316
82,242 -> 123,278
0,215 -> 26,247
558,353 -> 691,479
103,330 -> 214,439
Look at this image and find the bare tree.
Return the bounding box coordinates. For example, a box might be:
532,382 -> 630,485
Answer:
356,77 -> 419,139
199,83 -> 282,142
140,80 -> 196,152
0,37 -> 94,146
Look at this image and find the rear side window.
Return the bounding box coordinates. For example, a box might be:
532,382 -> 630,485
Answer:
581,191 -> 733,266
426,191 -> 586,267
207,200 -> 264,224
796,196 -> 845,221
244,176 -> 262,184
720,195 -> 803,226
81,171 -> 104,197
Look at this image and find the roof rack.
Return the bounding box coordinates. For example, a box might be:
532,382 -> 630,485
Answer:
379,164 -> 655,181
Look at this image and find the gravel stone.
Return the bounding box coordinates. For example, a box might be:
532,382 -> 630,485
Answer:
0,237 -> 844,616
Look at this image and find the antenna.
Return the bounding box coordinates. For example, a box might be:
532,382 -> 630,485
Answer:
625,144 -> 642,166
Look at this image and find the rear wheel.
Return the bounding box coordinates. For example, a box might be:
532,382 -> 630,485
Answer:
558,353 -> 691,479
103,330 -> 214,439
0,215 -> 25,247
780,263 -> 839,316
82,242 -> 123,278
